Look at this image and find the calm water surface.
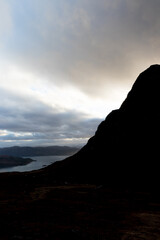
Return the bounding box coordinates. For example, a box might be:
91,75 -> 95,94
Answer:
0,155 -> 67,173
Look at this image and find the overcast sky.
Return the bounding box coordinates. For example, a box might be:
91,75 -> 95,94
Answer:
0,0 -> 160,147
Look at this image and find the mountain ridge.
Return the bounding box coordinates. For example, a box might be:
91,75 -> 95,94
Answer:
44,65 -> 160,186
0,145 -> 79,157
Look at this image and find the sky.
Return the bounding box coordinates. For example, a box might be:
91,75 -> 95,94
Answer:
0,0 -> 160,147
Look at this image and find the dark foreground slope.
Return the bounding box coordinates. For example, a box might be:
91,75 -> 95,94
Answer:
1,177 -> 160,240
1,65 -> 160,239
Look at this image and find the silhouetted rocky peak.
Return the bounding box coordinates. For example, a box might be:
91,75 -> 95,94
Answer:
121,64 -> 160,113
97,65 -> 160,145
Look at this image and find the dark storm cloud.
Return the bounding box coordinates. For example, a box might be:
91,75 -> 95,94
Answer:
0,88 -> 102,145
5,0 -> 160,95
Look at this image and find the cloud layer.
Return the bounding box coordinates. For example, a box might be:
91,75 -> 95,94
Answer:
1,0 -> 160,146
0,87 -> 102,147
5,0 -> 160,94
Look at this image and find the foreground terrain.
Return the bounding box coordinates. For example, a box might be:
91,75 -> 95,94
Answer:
1,170 -> 160,240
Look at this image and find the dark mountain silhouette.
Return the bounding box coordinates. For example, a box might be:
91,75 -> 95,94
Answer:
45,64 -> 160,186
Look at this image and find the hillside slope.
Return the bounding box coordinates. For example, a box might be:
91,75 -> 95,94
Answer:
44,65 -> 160,185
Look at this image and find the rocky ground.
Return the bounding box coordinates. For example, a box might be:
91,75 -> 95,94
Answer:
1,170 -> 160,240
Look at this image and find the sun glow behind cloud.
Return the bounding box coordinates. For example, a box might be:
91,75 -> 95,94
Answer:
0,61 -> 126,147
0,61 -> 124,116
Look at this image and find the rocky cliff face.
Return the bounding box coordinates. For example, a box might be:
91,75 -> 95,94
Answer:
49,65 -> 160,186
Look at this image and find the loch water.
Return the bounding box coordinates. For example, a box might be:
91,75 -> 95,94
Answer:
0,155 -> 67,173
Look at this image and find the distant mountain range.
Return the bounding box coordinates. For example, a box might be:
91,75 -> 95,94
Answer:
0,146 -> 79,157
